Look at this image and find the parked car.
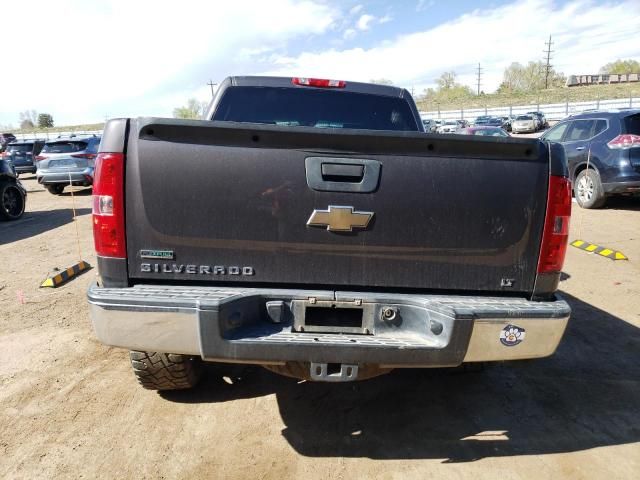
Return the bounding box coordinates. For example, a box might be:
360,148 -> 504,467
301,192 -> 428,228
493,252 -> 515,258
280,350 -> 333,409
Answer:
484,117 -> 506,128
460,126 -> 510,137
88,75 -> 571,390
1,139 -> 45,175
0,132 -> 16,152
0,156 -> 27,220
456,119 -> 470,128
528,111 -> 549,129
433,119 -> 445,130
437,120 -> 462,133
501,116 -> 513,131
512,115 -> 537,134
473,115 -> 491,127
422,118 -> 437,132
36,135 -> 101,194
541,109 -> 640,208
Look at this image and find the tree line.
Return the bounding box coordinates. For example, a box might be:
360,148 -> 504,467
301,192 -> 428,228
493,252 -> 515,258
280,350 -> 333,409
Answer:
421,58 -> 639,106
2,110 -> 56,130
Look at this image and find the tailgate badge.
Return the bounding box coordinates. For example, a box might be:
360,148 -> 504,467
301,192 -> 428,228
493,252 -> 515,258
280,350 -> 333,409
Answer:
307,206 -> 374,232
140,249 -> 175,260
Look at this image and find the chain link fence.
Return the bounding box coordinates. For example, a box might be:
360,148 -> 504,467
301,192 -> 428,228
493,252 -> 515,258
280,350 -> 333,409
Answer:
419,96 -> 639,122
13,130 -> 102,141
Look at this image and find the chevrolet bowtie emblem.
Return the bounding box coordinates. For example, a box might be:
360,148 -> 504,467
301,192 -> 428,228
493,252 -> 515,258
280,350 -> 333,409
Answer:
306,205 -> 374,232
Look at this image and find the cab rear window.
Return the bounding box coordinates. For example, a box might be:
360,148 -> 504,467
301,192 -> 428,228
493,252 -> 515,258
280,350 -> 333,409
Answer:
212,86 -> 419,132
42,141 -> 88,154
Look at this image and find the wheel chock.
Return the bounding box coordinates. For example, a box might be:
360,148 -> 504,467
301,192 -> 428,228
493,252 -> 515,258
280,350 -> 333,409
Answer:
40,261 -> 92,288
570,240 -> 628,261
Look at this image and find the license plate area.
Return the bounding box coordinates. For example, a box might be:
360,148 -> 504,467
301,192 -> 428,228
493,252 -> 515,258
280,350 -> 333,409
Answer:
292,300 -> 374,335
49,159 -> 77,168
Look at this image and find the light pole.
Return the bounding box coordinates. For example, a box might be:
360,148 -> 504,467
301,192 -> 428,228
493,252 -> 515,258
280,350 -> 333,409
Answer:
207,80 -> 218,98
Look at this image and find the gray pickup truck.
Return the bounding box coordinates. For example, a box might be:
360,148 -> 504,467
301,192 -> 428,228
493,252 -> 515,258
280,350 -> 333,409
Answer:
88,76 -> 572,390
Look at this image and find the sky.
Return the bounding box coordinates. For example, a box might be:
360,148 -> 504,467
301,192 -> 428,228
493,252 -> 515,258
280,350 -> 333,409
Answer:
1,0 -> 639,127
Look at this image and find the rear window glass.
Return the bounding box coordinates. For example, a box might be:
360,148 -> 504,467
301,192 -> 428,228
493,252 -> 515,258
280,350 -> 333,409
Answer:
212,86 -> 419,132
593,120 -> 607,136
516,115 -> 533,120
566,120 -> 594,141
7,144 -> 33,153
42,141 -> 88,154
623,114 -> 640,134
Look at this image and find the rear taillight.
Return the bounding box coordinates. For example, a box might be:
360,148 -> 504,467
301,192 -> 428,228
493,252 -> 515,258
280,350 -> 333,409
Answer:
71,153 -> 98,159
607,134 -> 640,149
35,155 -> 46,161
537,175 -> 572,274
92,152 -> 126,258
292,77 -> 346,88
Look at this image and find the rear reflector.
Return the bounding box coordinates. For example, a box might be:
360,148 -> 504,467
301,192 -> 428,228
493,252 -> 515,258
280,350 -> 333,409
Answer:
292,77 -> 346,88
537,175 -> 572,274
607,134 -> 640,149
92,152 -> 126,258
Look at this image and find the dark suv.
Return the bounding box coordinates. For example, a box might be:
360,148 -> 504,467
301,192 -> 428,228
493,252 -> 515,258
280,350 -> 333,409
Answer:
1,139 -> 45,174
0,133 -> 17,152
36,135 -> 101,194
0,157 -> 26,220
541,109 -> 640,208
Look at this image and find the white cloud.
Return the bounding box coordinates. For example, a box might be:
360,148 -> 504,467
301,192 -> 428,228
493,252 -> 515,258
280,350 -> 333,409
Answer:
416,0 -> 435,12
349,4 -> 363,15
262,0 -> 640,96
356,14 -> 375,31
378,14 -> 393,25
343,28 -> 357,40
0,0 -> 338,125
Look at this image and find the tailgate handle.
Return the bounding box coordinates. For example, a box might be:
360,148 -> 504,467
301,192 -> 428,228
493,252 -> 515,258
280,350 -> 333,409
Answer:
321,163 -> 364,182
306,157 -> 381,193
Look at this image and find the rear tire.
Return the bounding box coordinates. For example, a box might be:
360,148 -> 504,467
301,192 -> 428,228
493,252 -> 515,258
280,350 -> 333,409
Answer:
0,180 -> 26,221
575,169 -> 606,209
46,184 -> 65,195
129,351 -> 203,390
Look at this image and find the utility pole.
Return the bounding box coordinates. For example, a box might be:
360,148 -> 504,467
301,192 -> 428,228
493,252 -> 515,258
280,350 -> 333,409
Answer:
207,80 -> 218,98
476,63 -> 482,95
543,35 -> 554,89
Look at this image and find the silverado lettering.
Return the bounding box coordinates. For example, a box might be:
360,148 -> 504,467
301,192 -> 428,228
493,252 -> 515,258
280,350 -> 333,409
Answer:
140,264 -> 254,275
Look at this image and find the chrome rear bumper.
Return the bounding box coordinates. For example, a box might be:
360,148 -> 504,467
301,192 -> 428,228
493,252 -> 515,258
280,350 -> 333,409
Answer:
88,283 -> 570,367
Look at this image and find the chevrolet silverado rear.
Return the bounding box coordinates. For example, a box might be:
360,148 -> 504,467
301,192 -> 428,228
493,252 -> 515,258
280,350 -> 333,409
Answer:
88,76 -> 572,390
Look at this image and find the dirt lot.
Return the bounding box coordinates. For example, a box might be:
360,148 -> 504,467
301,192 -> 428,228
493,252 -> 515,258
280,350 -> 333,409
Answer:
1,177 -> 639,479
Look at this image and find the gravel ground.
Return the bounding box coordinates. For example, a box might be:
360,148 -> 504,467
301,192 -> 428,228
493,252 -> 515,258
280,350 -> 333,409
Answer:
1,176 -> 639,480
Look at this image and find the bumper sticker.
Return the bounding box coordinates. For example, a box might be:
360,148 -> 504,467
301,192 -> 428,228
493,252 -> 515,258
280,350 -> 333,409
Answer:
500,324 -> 526,346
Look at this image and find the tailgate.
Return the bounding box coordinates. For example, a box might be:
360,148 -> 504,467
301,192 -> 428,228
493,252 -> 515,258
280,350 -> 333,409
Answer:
125,118 -> 549,294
